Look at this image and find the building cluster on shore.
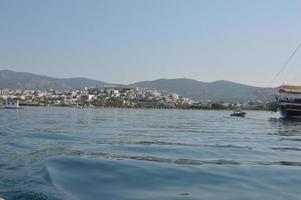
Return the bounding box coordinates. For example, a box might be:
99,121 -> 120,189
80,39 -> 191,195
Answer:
0,87 -> 267,110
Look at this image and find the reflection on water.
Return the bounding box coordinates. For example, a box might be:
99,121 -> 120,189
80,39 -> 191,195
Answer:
269,117 -> 301,137
0,108 -> 301,200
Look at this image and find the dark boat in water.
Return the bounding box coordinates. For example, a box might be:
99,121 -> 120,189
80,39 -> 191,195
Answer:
230,111 -> 246,117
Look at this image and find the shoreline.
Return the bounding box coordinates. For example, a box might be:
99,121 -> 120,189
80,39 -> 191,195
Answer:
0,104 -> 269,112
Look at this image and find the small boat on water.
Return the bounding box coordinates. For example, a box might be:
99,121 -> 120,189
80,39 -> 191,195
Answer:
230,111 -> 246,117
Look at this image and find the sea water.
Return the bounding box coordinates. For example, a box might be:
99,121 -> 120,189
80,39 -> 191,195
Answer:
0,107 -> 301,200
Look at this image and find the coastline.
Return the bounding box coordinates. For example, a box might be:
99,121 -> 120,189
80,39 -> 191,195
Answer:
3,104 -> 269,111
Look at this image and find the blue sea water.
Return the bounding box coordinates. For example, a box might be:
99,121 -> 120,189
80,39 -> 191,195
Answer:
0,107 -> 301,200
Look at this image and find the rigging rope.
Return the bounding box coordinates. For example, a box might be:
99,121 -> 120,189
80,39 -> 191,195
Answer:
271,42 -> 301,83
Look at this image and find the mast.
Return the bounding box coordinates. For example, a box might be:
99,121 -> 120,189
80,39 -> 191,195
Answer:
271,42 -> 301,84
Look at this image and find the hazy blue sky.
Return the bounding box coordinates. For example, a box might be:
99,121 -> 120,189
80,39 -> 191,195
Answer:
0,0 -> 300,86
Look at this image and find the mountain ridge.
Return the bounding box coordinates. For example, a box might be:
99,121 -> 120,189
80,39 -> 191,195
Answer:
130,78 -> 274,102
0,70 -> 274,102
0,69 -> 109,90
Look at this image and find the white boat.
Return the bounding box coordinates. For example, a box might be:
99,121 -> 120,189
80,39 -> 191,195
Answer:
2,98 -> 22,109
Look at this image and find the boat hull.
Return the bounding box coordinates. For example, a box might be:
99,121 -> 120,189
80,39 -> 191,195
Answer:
279,102 -> 301,118
230,112 -> 246,117
0,107 -> 23,109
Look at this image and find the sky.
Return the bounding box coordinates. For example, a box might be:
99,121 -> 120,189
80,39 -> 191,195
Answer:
0,0 -> 301,87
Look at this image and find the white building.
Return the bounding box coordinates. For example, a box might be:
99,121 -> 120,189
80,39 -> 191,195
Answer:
107,89 -> 120,97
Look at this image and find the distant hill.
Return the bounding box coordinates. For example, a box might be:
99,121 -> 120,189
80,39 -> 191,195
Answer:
0,70 -> 275,102
131,78 -> 275,102
0,70 -> 108,90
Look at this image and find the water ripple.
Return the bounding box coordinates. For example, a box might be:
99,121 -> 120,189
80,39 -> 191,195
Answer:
1,108 -> 301,200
